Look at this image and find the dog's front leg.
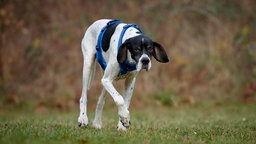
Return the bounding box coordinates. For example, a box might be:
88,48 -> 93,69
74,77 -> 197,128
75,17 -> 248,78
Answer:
124,73 -> 137,107
101,73 -> 130,130
117,73 -> 137,130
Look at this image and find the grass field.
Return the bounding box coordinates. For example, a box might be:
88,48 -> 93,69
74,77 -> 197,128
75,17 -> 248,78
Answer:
0,102 -> 256,144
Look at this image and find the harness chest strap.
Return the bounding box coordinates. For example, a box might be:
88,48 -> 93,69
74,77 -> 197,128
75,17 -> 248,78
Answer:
117,24 -> 143,76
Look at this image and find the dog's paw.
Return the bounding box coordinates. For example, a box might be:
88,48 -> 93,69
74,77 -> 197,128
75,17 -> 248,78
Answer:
78,115 -> 88,127
117,120 -> 131,131
117,107 -> 130,130
117,125 -> 127,131
92,121 -> 102,129
120,118 -> 130,129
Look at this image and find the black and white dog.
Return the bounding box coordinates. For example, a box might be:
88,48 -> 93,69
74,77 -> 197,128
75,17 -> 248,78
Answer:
78,19 -> 169,131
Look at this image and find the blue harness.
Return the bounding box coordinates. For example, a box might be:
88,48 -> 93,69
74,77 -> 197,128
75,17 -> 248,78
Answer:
96,19 -> 143,76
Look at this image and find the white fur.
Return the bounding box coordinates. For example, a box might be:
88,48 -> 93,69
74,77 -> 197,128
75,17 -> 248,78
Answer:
137,54 -> 151,71
78,19 -> 145,131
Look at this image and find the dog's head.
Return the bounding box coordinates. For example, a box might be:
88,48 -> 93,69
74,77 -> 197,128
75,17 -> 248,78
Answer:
117,35 -> 169,71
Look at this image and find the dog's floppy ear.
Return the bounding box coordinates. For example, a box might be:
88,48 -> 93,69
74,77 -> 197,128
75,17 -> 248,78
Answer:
153,42 -> 169,63
117,40 -> 130,63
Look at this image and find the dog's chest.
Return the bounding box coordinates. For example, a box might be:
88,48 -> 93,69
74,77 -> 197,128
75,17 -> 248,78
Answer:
114,71 -> 134,80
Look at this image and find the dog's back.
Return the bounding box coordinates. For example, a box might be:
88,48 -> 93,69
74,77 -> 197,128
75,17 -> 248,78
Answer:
81,19 -> 111,53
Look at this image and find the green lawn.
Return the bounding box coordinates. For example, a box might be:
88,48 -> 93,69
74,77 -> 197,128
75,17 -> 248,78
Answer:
0,102 -> 256,144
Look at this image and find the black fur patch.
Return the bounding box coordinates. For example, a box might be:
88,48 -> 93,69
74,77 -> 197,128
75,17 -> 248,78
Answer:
102,21 -> 122,52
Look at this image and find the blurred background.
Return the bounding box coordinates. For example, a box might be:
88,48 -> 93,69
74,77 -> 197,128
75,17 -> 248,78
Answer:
0,0 -> 255,112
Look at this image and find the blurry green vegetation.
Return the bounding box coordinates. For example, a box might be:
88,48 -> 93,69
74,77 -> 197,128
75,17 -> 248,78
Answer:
0,0 -> 256,110
155,89 -> 179,107
0,102 -> 256,143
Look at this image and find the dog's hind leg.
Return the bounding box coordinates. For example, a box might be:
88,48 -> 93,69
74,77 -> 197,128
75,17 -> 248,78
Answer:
92,88 -> 107,129
78,33 -> 96,127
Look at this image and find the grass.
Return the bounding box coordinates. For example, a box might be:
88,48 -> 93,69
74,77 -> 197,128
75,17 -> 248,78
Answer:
0,102 -> 256,144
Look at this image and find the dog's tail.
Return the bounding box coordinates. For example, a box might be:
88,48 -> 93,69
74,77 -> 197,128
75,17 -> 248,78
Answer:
87,56 -> 96,90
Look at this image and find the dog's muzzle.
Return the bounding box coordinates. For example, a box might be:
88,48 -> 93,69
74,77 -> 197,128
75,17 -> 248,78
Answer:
141,57 -> 149,69
140,57 -> 151,71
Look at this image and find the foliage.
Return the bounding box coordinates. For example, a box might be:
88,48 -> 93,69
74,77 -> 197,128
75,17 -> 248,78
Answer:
0,0 -> 256,108
155,89 -> 179,106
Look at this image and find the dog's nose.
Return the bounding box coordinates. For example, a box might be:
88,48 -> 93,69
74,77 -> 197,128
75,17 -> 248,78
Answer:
141,58 -> 149,65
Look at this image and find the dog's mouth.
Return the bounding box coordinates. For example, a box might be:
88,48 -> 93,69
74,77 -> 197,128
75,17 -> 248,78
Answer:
137,56 -> 151,72
142,64 -> 149,71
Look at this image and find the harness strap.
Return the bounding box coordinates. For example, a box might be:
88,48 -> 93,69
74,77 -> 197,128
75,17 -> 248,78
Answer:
96,19 -> 121,70
96,19 -> 143,76
117,24 -> 143,76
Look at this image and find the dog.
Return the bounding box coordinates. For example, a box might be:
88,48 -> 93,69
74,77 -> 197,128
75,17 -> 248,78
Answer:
78,19 -> 169,131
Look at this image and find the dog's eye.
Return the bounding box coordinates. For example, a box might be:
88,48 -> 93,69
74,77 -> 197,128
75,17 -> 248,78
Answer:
134,47 -> 140,53
147,46 -> 153,52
